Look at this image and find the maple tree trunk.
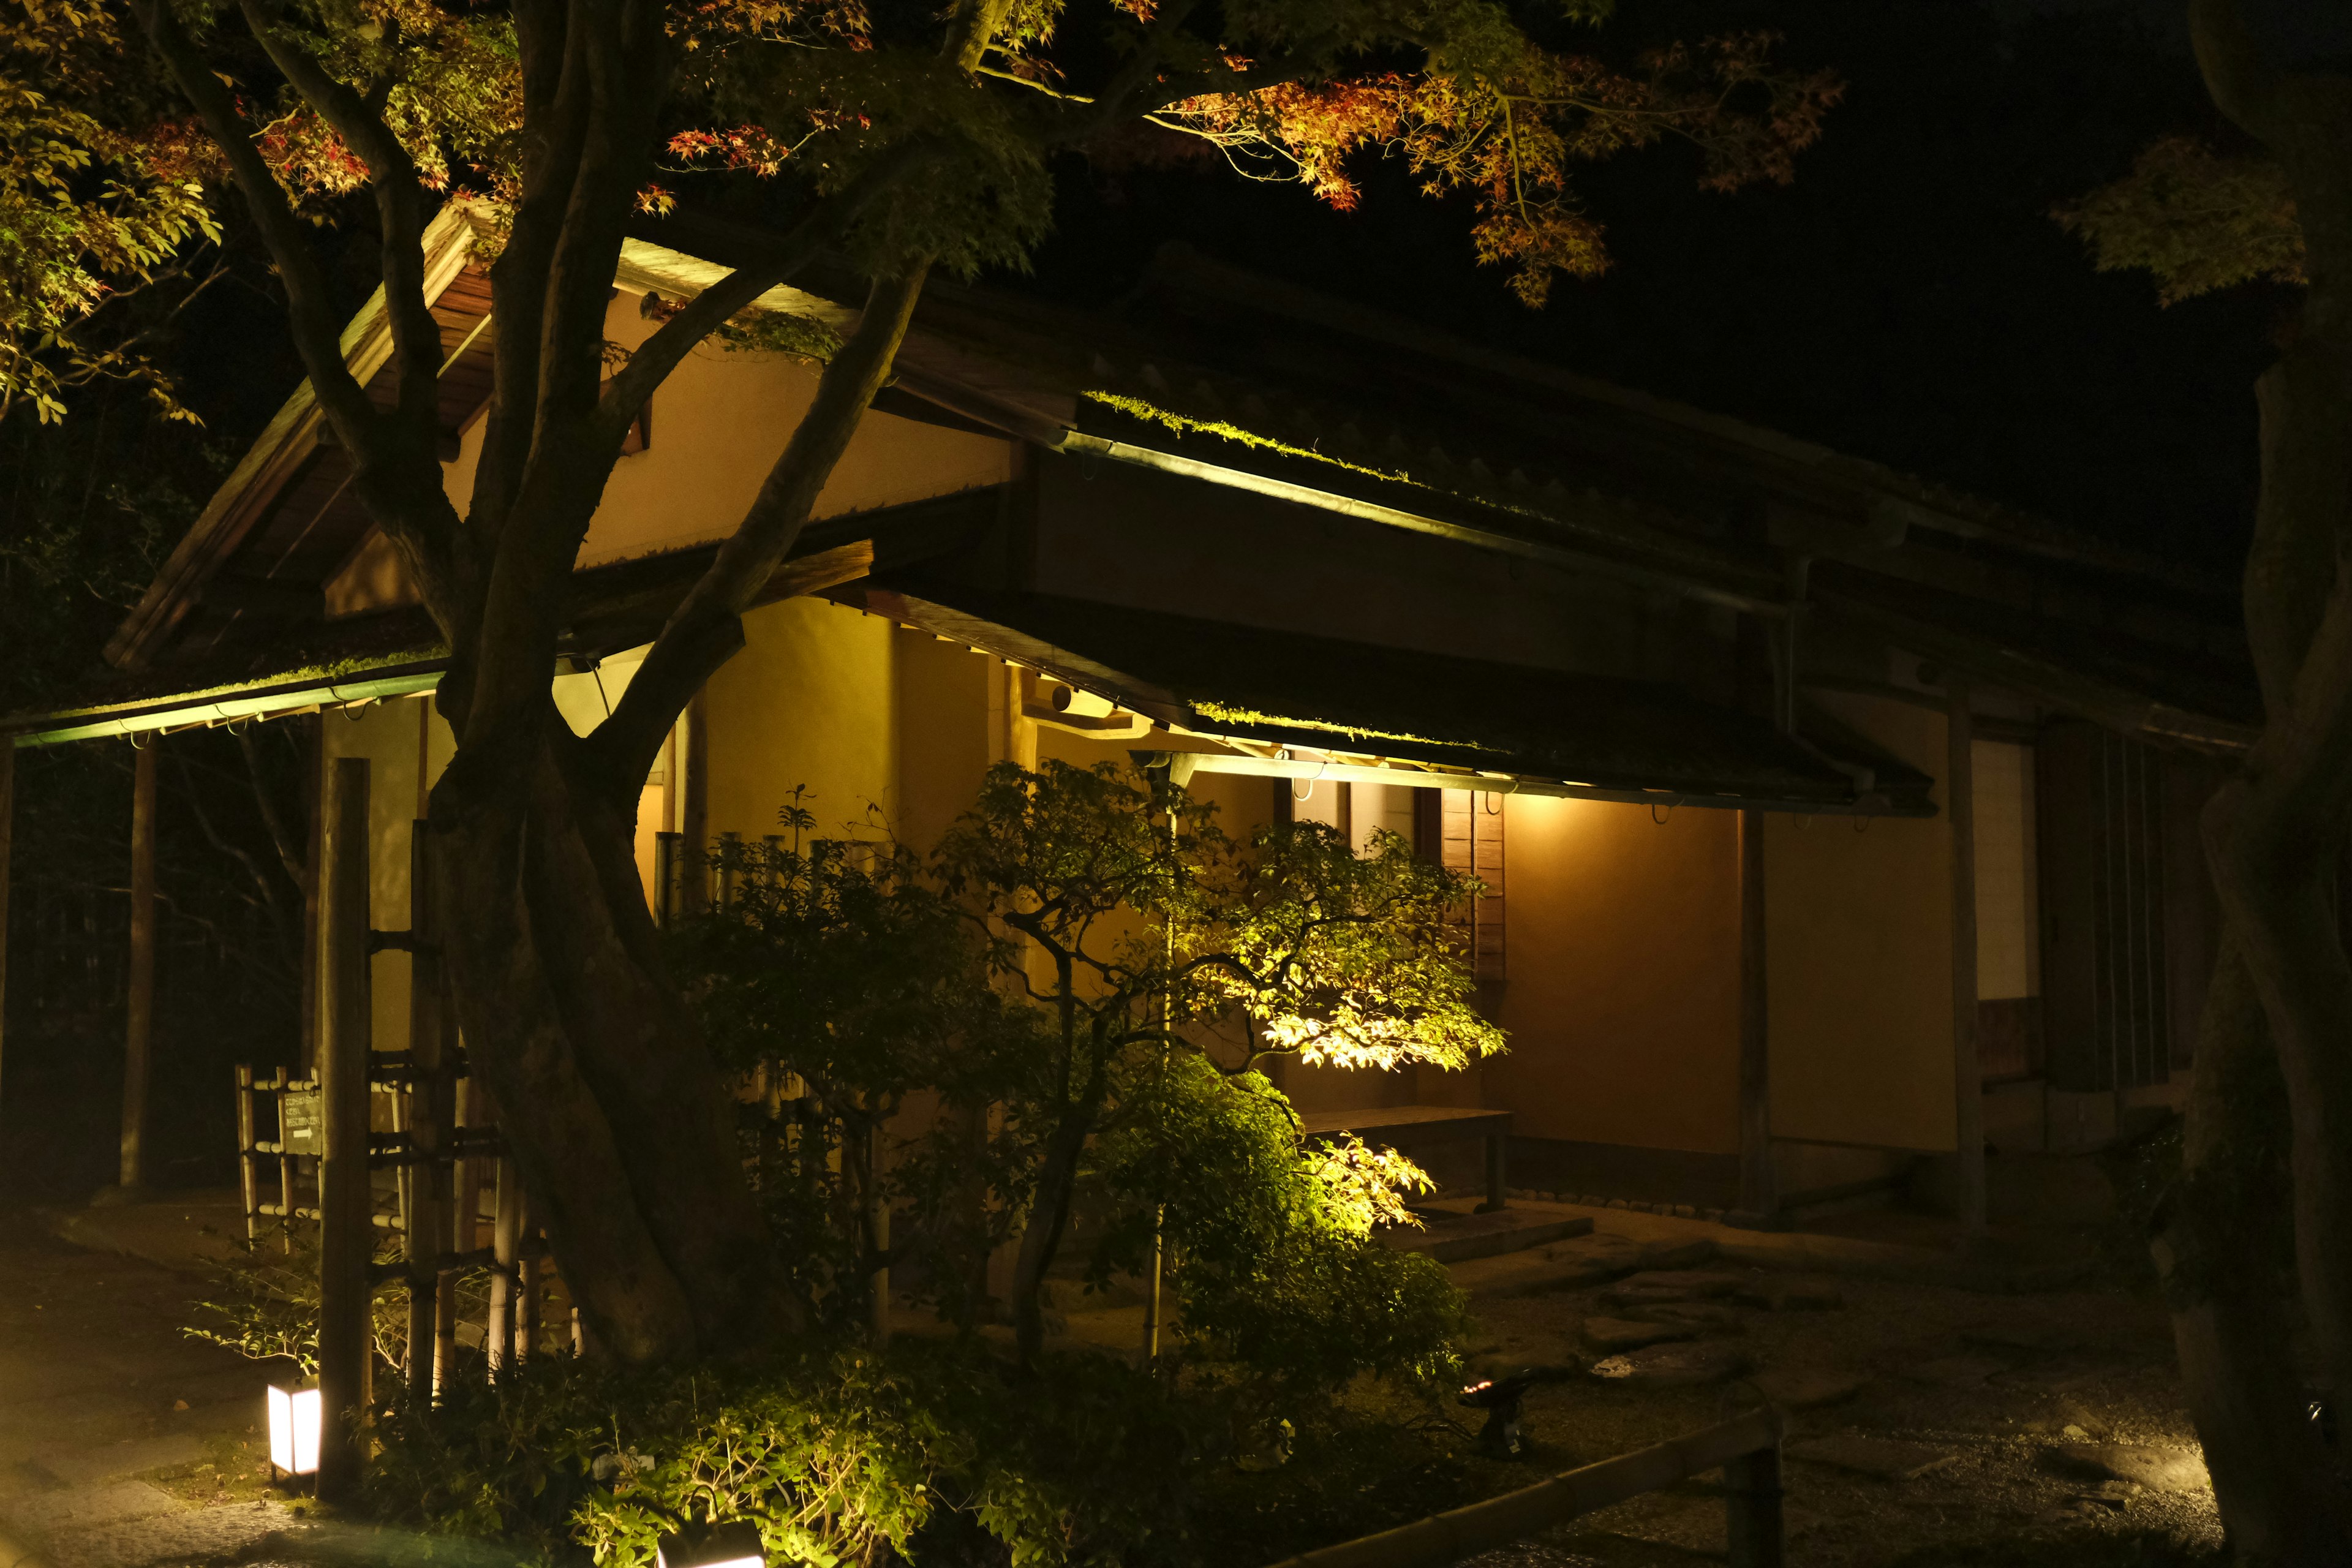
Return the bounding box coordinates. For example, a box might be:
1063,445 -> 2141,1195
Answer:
429,715 -> 793,1362
2173,2 -> 2352,1548
2158,941 -> 2350,1555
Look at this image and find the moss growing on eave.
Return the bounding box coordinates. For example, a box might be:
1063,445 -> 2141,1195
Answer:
1189,699 -> 1499,754
1082,391 -> 1411,488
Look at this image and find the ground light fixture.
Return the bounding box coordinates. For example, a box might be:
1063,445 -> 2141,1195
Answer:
265,1383 -> 322,1479
655,1520 -> 766,1568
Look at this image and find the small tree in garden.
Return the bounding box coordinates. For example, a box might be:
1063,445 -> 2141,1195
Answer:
932,760 -> 1505,1367
668,790 -> 1052,1330
670,763 -> 1501,1373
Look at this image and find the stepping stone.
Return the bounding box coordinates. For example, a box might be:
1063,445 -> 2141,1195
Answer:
1735,1276 -> 1844,1311
1624,1270 -> 1744,1297
1788,1434 -> 1953,1481
1962,1322 -> 2078,1354
1588,1341 -> 1750,1389
1512,1235 -> 1645,1292
1748,1368 -> 1863,1410
1639,1239 -> 1718,1270
2048,1443 -> 2211,1493
1637,1302 -> 1744,1332
1581,1316 -> 1694,1354
1904,1355 -> 2007,1388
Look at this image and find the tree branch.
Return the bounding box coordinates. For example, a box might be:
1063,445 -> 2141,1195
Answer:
595,144 -> 935,454
586,265 -> 930,791
235,0 -> 443,445
128,0 -> 379,447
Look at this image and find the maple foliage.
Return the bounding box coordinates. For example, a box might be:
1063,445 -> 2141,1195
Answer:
2056,134 -> 2305,306
0,0 -> 222,423
4,0 -> 1842,423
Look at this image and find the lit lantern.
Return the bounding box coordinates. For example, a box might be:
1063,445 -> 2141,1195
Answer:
655,1520 -> 765,1568
266,1384 -> 322,1478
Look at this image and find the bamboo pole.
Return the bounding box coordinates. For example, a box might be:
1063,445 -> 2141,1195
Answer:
316,756 -> 373,1502
118,739 -> 157,1192
488,1155 -> 520,1374
403,820 -> 445,1400
1262,1408 -> 1784,1568
236,1065 -> 259,1242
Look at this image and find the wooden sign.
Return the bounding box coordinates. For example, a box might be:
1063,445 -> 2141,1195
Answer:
279,1086 -> 322,1154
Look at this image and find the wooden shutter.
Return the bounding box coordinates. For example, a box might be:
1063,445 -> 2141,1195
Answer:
2038,723 -> 2169,1092
1440,791 -> 1506,981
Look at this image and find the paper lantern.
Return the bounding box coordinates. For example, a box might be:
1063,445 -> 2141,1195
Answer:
655,1519 -> 764,1568
266,1384 -> 322,1477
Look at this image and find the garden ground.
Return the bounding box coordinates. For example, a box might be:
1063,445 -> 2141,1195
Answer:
0,1193 -> 2222,1567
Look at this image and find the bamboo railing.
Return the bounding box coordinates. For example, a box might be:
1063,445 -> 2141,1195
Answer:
1265,1407 -> 1785,1568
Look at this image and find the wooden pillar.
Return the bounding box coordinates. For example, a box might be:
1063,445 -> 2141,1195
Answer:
298,715 -> 323,1074
317,756 -> 373,1501
1735,809 -> 1777,1223
119,739 -> 157,1192
0,742 -> 13,1130
1948,680 -> 1986,1232
679,693 -> 709,918
403,821 -> 445,1400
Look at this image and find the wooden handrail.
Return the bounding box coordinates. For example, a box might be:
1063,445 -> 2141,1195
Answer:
1265,1407 -> 1785,1568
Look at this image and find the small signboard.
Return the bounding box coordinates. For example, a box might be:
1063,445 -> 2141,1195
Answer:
279,1087 -> 322,1154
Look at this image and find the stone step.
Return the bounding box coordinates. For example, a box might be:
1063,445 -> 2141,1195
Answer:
1384,1205 -> 1594,1265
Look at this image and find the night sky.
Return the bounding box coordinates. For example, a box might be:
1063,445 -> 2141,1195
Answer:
1022,1 -> 2285,578
175,1 -> 2292,579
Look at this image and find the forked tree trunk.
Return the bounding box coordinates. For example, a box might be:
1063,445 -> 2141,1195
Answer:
2158,942 -> 2350,1556
431,715 -> 794,1360
2173,2 -> 2352,1550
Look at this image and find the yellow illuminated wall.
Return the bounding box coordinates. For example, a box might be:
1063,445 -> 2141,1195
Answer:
1765,694 -> 1958,1152
1486,795 -> 1743,1154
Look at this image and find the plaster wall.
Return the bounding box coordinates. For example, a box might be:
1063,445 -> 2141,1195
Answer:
325,292 -> 1016,615
319,693 -> 453,1063
701,596 -> 898,847
1765,693 -> 1958,1152
1484,795 -> 1743,1155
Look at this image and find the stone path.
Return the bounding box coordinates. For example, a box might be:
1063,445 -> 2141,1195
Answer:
0,1203 -> 328,1567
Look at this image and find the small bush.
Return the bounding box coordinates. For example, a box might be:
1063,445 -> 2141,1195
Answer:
366,1338 -> 1206,1568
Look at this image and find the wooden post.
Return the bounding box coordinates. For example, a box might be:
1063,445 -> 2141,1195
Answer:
680,694 -> 709,917
118,739 -> 157,1192
0,742 -> 13,1131
236,1065 -> 260,1242
1948,679 -> 1986,1232
299,715 -> 323,1074
317,756 -> 374,1501
867,1113 -> 891,1346
403,821 -> 445,1400
1734,809 -> 1777,1223
442,1071 -> 479,1389
1482,1130 -> 1509,1213
1724,1440 -> 1785,1568
517,1229 -> 540,1363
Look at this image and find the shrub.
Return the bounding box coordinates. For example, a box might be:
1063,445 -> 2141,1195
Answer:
365,1338 -> 1204,1568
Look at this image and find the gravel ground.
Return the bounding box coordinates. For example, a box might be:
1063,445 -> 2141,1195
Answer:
1451,1262 -> 2221,1567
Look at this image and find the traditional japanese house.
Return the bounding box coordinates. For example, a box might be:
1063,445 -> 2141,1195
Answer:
4,200 -> 2256,1231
